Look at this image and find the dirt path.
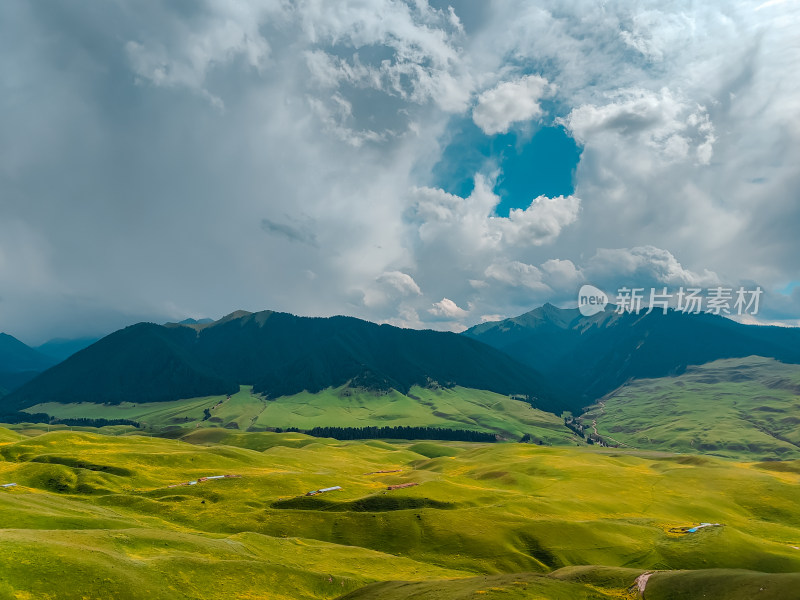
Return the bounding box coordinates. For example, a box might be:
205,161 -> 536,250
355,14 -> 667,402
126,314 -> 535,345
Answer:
586,400 -> 631,448
633,572 -> 653,597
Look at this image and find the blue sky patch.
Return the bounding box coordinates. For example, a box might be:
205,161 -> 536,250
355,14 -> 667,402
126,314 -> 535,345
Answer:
431,119 -> 582,217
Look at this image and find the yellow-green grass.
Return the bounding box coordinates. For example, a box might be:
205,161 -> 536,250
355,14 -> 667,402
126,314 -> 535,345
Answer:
1,427 -> 800,598
642,569 -> 800,599
0,427 -> 23,444
25,385 -> 574,442
337,566 -> 644,599
338,567 -> 800,600
581,357 -> 800,460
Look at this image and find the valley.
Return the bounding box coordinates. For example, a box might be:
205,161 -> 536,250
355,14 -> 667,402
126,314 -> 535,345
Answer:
580,357 -> 800,460
26,385 -> 573,443
3,306 -> 800,599
1,426 -> 799,599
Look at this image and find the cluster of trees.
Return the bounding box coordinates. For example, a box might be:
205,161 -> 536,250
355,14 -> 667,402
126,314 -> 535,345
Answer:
0,411 -> 138,428
563,416 -> 612,447
53,417 -> 139,428
0,411 -> 50,424
278,425 -> 497,442
564,416 -> 587,437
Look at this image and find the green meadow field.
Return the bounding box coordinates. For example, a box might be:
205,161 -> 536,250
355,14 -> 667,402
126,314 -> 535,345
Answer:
581,357 -> 800,460
27,385 -> 573,443
1,425 -> 799,599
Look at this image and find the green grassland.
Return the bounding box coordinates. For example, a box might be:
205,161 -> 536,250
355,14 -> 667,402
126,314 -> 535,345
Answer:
27,385 -> 573,442
1,425 -> 800,599
340,567 -> 800,600
580,357 -> 800,460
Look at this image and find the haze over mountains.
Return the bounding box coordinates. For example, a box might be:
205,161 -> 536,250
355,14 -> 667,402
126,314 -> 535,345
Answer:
0,334 -> 57,397
0,334 -> 99,398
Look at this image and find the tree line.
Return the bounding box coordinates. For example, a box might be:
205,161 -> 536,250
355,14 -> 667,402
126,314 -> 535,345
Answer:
276,425 -> 497,442
0,411 -> 139,428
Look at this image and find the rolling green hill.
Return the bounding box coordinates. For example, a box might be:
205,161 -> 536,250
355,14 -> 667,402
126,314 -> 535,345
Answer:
579,357 -> 800,460
6,310 -> 556,412
464,304 -> 800,410
339,567 -> 800,600
1,427 -> 799,599
25,385 -> 574,442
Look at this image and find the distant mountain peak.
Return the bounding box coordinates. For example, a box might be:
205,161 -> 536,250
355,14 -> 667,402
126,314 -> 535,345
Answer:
464,303 -> 800,410
513,303 -> 581,329
219,310 -> 254,322
175,318 -> 214,326
166,310 -> 262,331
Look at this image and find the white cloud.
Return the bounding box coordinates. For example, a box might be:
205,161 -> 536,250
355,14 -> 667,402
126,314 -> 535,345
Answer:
411,175 -> 580,249
3,0 -> 800,339
429,297 -> 468,319
377,271 -> 422,296
619,10 -> 695,63
125,0 -> 279,106
559,88 -> 716,165
540,259 -> 582,291
586,246 -> 719,288
472,75 -> 555,135
484,261 -> 550,292
495,195 -> 581,247
297,0 -> 472,114
480,314 -> 506,323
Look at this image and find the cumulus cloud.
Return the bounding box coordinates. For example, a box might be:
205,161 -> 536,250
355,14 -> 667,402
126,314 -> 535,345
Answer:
585,246 -> 719,288
429,297 -> 468,319
298,0 -> 472,119
484,261 -> 550,292
1,0 -> 799,340
495,195 -> 581,246
411,175 -> 580,249
540,259 -> 582,291
472,75 -> 555,135
559,88 -> 716,165
376,271 -> 422,296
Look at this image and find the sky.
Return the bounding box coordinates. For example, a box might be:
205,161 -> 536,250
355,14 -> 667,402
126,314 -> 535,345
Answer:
1,0 -> 800,344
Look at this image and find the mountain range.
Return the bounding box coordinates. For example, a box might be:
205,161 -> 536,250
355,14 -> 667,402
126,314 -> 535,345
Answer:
4,304 -> 800,419
464,303 -> 800,408
3,310 -> 554,413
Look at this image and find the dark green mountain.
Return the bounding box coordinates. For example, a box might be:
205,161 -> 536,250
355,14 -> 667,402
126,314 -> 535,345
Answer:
464,304 -> 800,411
4,310 -> 555,412
0,333 -> 57,397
